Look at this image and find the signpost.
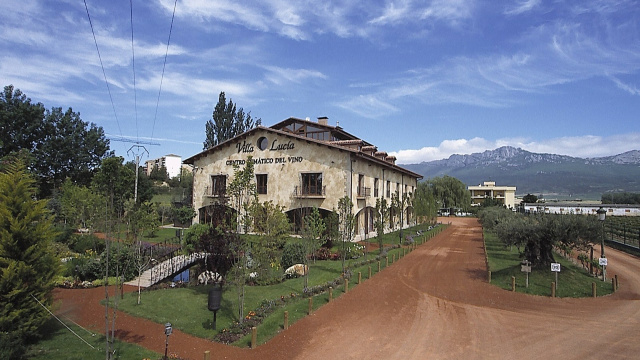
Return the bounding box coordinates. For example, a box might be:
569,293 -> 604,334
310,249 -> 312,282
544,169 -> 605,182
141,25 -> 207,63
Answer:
599,257 -> 608,281
551,263 -> 561,291
521,260 -> 532,288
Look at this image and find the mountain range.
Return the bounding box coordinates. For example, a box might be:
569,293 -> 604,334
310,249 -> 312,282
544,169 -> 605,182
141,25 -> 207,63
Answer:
402,147 -> 640,200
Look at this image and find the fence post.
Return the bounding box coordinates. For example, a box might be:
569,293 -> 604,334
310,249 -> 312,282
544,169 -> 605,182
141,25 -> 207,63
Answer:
378,261 -> 381,272
284,311 -> 289,330
345,279 -> 349,293
488,270 -> 491,283
358,272 -> 362,284
612,278 -> 616,292
251,327 -> 257,348
204,350 -> 210,360
615,274 -> 619,290
328,287 -> 333,302
368,266 -> 372,279
308,297 -> 313,314
592,282 -> 597,297
511,276 -> 516,292
551,282 -> 556,298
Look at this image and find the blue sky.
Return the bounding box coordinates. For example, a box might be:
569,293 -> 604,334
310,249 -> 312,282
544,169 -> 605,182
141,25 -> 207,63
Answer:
1,0 -> 639,165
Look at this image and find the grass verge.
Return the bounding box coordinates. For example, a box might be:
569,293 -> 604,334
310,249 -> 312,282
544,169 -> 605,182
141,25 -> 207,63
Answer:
484,231 -> 614,297
26,317 -> 159,360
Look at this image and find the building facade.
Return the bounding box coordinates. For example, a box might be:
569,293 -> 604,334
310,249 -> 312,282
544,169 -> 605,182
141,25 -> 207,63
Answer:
145,154 -> 182,179
468,181 -> 517,209
184,117 -> 422,240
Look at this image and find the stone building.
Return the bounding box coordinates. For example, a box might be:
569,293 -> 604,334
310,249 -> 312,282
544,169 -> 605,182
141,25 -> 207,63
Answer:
183,117 -> 422,240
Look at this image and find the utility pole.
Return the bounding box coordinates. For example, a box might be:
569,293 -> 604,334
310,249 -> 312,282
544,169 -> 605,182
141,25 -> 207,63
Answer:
128,145 -> 149,204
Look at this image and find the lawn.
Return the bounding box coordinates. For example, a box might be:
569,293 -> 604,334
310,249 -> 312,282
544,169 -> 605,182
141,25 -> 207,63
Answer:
484,231 -> 614,297
26,317 -> 159,360
115,222 -> 445,346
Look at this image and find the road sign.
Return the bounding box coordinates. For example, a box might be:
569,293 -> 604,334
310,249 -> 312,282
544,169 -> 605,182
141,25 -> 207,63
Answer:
599,258 -> 608,266
551,263 -> 561,272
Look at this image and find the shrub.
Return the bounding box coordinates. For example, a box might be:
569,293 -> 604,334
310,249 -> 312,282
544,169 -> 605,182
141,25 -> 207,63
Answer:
315,247 -> 331,260
281,242 -> 306,269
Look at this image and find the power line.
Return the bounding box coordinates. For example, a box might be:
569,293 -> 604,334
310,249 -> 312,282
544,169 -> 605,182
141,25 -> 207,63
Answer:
152,0 -> 179,141
129,0 -> 139,142
83,0 -> 123,137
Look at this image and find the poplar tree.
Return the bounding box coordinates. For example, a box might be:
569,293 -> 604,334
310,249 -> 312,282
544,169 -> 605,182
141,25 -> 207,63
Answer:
0,162 -> 59,356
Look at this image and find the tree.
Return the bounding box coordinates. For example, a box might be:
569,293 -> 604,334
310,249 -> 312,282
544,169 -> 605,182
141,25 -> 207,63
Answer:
301,207 -> 326,289
426,175 -> 471,212
57,179 -> 106,232
522,193 -> 538,204
1,85 -> 112,197
0,161 -> 59,356
227,156 -> 258,234
337,196 -> 355,274
252,200 -> 291,285
37,107 -> 111,196
414,182 -> 437,224
91,156 -> 135,216
374,197 -> 389,255
203,92 -> 261,149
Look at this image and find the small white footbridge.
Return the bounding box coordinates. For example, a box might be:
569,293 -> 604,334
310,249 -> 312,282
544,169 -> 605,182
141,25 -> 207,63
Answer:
125,252 -> 206,288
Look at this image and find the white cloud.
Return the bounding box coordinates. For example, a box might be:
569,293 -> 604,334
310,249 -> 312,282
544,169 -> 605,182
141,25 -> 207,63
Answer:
610,76 -> 640,96
391,133 -> 640,164
504,0 -> 541,16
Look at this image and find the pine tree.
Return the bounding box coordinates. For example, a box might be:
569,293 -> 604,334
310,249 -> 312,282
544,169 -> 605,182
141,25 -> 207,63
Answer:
0,161 -> 59,351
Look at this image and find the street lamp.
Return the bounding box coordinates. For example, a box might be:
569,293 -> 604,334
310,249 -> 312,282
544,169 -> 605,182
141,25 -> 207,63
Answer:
597,207 -> 606,281
164,322 -> 172,360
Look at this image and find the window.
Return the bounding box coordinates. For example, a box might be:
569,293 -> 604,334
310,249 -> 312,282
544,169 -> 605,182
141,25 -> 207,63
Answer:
386,180 -> 391,197
374,178 -> 379,197
256,174 -> 268,194
211,175 -> 226,196
357,174 -> 365,197
301,173 -> 323,195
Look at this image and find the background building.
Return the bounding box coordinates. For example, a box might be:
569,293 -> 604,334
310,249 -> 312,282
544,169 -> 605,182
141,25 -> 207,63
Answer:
184,117 -> 422,240
145,154 -> 182,179
468,181 -> 517,209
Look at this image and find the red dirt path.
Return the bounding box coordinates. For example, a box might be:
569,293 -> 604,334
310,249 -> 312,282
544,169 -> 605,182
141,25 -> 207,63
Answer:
55,218 -> 640,359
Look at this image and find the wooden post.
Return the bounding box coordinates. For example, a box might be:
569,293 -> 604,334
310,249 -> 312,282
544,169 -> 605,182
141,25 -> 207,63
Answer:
488,270 -> 491,283
612,278 -> 616,292
328,287 -> 333,302
308,297 -> 313,315
345,279 -> 349,293
392,254 -> 395,263
615,274 -> 619,290
368,266 -> 372,279
511,276 -> 516,292
551,282 -> 556,298
378,261 -> 381,272
284,311 -> 289,330
251,327 -> 257,349
386,257 -> 388,267
592,282 -> 597,297
204,350 -> 210,360
358,271 -> 362,284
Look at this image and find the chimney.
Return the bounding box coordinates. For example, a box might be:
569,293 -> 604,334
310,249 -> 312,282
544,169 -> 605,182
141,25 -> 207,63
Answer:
317,116 -> 328,126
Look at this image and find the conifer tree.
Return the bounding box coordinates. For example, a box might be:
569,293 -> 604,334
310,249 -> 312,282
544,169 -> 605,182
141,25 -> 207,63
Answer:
0,161 -> 59,354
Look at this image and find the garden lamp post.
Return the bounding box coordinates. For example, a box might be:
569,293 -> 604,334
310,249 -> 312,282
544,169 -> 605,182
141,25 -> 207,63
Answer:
164,322 -> 172,360
597,207 -> 606,281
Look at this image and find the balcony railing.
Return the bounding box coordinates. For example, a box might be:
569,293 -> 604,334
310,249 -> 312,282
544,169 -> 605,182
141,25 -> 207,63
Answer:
294,185 -> 326,197
357,186 -> 371,198
205,186 -> 227,198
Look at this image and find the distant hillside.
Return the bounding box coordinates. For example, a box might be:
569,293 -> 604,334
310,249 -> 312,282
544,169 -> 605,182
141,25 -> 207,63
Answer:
403,147 -> 640,200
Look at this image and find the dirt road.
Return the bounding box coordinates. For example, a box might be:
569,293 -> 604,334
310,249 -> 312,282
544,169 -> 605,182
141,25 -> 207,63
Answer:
55,218 -> 640,359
